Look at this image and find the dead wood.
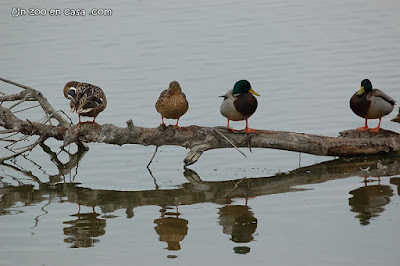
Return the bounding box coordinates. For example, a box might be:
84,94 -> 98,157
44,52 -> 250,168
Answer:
1,77 -> 400,166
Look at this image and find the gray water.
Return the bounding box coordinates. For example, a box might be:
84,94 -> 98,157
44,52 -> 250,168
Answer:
1,0 -> 400,265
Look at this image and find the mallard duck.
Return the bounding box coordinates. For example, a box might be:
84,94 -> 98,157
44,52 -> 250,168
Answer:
155,81 -> 189,129
63,81 -> 107,124
220,80 -> 260,133
391,108 -> 400,123
350,79 -> 395,132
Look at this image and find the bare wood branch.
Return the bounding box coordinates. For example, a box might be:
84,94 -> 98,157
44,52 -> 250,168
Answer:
0,77 -> 70,127
13,104 -> 41,113
147,146 -> 159,168
212,127 -> 247,158
3,101 -> 400,165
0,136 -> 46,163
1,78 -> 400,166
0,90 -> 35,102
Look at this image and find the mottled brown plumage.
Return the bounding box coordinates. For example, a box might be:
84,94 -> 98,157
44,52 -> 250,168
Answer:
155,81 -> 189,128
63,81 -> 107,123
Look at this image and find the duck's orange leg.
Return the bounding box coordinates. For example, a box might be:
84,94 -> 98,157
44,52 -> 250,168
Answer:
369,118 -> 381,133
227,119 -> 236,132
356,118 -> 369,131
160,116 -> 165,126
172,118 -> 182,130
243,119 -> 256,134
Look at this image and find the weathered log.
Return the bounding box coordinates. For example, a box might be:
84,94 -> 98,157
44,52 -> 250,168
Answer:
1,77 -> 400,166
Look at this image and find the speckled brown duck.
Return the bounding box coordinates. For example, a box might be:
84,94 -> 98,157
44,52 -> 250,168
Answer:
63,81 -> 107,124
155,81 -> 189,129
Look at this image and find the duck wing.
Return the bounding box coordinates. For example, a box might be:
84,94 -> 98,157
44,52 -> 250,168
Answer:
371,89 -> 396,106
75,83 -> 106,113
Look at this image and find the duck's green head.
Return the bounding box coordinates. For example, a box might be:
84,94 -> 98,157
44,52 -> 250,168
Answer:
233,80 -> 260,96
358,79 -> 373,95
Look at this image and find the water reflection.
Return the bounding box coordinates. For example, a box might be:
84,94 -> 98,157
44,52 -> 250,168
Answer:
390,177 -> 400,195
349,181 -> 393,226
63,210 -> 106,248
1,151 -> 400,249
219,201 -> 257,254
154,206 -> 188,251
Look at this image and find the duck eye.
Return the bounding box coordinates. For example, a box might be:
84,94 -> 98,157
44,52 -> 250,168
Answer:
68,89 -> 75,97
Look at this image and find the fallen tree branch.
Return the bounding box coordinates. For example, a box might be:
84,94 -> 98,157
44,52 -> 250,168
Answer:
1,78 -> 400,166
0,77 -> 70,127
0,136 -> 46,163
2,103 -> 400,165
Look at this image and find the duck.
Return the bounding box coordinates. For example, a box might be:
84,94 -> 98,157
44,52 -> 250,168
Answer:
155,81 -> 189,129
350,79 -> 395,132
63,81 -> 107,124
220,80 -> 260,133
391,108 -> 400,123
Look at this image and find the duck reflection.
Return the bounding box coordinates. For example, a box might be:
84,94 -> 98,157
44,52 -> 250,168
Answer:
63,209 -> 106,248
218,199 -> 257,254
154,206 -> 188,251
390,177 -> 400,195
3,152 -> 400,249
349,179 -> 393,226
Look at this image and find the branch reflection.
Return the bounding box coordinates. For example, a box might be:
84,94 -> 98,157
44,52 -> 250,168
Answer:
1,150 -> 400,252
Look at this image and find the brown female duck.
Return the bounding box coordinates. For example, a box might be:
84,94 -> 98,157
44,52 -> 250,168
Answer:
155,81 -> 189,129
63,81 -> 107,124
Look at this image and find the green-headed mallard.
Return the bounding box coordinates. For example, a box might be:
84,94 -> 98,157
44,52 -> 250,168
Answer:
155,81 -> 189,129
350,79 -> 395,132
63,81 -> 107,124
220,80 -> 260,133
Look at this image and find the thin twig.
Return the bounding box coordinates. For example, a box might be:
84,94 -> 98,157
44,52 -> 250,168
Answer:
13,104 -> 40,114
0,129 -> 18,134
9,95 -> 29,110
221,176 -> 247,199
0,137 -> 46,163
1,132 -> 20,139
212,128 -> 247,158
147,146 -> 159,168
0,77 -> 69,127
147,167 -> 159,190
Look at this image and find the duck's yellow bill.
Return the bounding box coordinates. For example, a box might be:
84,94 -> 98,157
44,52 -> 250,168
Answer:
357,86 -> 365,95
249,88 -> 260,96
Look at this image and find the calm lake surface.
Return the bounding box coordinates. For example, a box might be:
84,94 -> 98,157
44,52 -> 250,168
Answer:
1,0 -> 400,265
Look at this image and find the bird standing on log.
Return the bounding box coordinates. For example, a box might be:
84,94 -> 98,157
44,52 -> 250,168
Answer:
220,80 -> 260,133
155,81 -> 189,129
63,81 -> 107,124
350,79 -> 395,132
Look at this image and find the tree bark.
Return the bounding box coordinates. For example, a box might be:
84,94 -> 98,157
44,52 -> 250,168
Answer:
1,77 -> 400,166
